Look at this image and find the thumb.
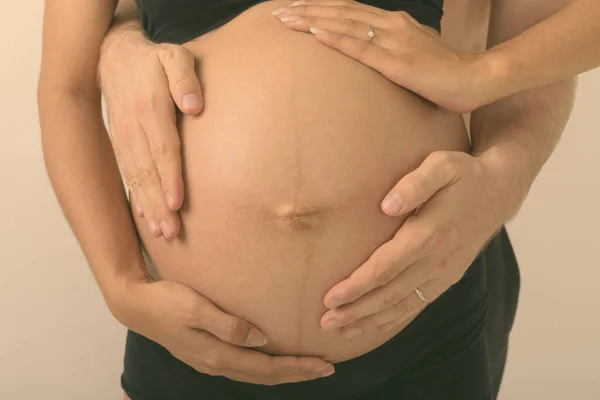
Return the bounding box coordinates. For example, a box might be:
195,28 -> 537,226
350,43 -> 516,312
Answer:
159,45 -> 204,115
381,151 -> 456,216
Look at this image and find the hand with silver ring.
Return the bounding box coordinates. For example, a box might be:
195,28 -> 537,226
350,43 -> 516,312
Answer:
272,0 -> 522,341
272,0 -> 495,113
313,150 -> 517,339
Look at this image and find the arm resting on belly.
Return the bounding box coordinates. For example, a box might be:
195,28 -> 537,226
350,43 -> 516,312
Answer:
470,0 -> 577,214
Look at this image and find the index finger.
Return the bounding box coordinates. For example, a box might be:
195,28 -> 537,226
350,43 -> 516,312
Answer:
324,217 -> 428,308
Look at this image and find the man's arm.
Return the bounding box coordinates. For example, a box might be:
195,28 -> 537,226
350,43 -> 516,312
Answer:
471,0 -> 577,213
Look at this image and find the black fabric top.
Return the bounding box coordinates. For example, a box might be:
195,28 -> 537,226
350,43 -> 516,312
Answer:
136,0 -> 444,44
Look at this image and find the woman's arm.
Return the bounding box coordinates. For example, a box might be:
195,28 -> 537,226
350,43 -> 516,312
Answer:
275,0 -> 587,112
483,0 -> 596,107
38,0 -> 331,383
37,0 -> 147,303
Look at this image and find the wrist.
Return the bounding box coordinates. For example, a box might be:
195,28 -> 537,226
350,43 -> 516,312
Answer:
470,50 -> 512,108
98,24 -> 153,92
103,267 -> 154,323
475,146 -> 535,220
99,20 -> 150,74
106,19 -> 145,45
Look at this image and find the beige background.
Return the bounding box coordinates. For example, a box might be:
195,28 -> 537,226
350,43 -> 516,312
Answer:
1,2 -> 598,400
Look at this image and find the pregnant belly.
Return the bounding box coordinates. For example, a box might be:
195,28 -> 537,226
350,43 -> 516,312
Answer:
132,1 -> 470,363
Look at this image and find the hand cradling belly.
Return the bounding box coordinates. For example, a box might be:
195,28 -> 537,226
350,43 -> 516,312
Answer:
131,0 -> 469,363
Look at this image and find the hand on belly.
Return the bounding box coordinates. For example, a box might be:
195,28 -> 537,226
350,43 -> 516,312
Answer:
132,0 -> 469,363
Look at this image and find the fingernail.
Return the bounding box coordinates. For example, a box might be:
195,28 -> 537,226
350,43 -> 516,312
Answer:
327,298 -> 344,309
160,221 -> 172,238
271,7 -> 290,16
320,366 -> 335,377
182,93 -> 202,109
322,319 -> 342,331
166,192 -> 175,209
135,203 -> 143,217
346,328 -> 363,339
291,0 -> 307,6
246,328 -> 268,346
315,363 -> 335,374
382,323 -> 396,332
382,192 -> 404,214
316,363 -> 333,372
309,27 -> 327,36
148,219 -> 159,234
280,15 -> 302,22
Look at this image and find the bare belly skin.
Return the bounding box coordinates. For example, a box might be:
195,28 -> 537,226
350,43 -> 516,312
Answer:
131,1 -> 470,363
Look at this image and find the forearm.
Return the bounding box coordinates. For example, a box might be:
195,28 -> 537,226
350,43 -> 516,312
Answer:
38,89 -> 152,308
480,0 -> 595,103
470,77 -> 576,213
468,0 -> 577,216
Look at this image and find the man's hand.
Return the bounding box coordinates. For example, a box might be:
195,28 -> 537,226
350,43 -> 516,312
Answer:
318,151 -> 527,337
110,280 -> 335,385
98,29 -> 203,240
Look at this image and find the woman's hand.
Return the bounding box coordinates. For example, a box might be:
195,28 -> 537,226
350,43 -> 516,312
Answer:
273,0 -> 499,112
98,29 -> 203,240
316,151 -> 527,338
110,280 -> 335,385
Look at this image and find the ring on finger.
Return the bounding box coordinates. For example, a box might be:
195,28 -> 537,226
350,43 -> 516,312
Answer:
414,287 -> 427,303
367,24 -> 375,42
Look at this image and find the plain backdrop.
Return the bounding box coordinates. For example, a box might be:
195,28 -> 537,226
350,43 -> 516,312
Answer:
1,2 -> 598,400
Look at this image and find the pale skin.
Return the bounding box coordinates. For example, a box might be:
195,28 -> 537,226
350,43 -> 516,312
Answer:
99,0 -> 577,339
105,0 -> 593,238
271,0 -> 580,336
38,0 -> 576,390
274,0 -> 597,113
39,0 -> 335,386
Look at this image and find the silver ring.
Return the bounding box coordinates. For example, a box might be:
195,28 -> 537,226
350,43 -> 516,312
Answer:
367,25 -> 375,42
414,288 -> 427,303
